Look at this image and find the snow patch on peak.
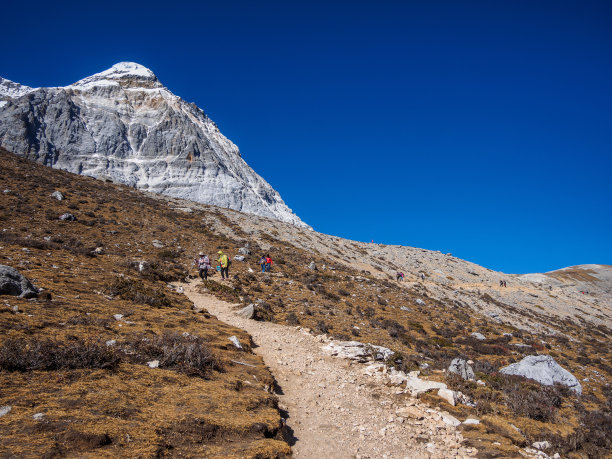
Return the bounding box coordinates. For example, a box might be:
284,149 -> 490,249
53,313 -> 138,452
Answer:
100,62 -> 156,79
71,62 -> 161,89
0,77 -> 35,99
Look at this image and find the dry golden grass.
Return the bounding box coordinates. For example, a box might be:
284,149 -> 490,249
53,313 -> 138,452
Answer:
0,148 -> 610,458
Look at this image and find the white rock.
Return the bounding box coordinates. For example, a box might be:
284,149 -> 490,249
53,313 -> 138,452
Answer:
33,413 -> 44,420
471,332 -> 486,340
0,406 -> 11,417
147,360 -> 160,368
113,314 -> 124,321
404,375 -> 447,396
323,340 -> 393,363
500,355 -> 582,394
105,339 -> 116,346
229,336 -> 243,349
532,441 -> 551,450
50,191 -> 64,200
415,299 -> 425,306
152,240 -> 164,248
233,255 -> 245,262
463,418 -> 480,425
440,413 -> 461,426
437,388 -> 457,406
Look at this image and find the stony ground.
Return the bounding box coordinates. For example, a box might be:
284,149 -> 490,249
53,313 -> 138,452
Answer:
183,281 -> 477,459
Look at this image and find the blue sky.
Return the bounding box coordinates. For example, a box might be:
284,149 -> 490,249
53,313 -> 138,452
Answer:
1,1 -> 610,273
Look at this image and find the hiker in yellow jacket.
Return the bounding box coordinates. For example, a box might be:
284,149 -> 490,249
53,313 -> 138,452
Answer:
218,250 -> 230,279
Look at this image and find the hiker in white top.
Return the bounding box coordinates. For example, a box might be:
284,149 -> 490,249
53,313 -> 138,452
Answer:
194,253 -> 211,280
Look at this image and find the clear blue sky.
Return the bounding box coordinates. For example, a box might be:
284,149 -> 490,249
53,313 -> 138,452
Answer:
1,1 -> 611,274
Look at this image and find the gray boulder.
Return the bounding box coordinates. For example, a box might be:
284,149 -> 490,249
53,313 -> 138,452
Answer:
448,358 -> 475,380
59,213 -> 76,221
308,261 -> 316,270
238,247 -> 250,256
233,255 -> 245,262
0,265 -> 38,298
415,299 -> 425,306
50,190 -> 64,200
500,355 -> 582,394
237,304 -> 255,319
471,332 -> 486,341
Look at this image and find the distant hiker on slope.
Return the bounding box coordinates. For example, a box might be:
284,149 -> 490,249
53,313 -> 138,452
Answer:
396,272 -> 404,282
218,250 -> 230,279
420,272 -> 425,281
265,255 -> 273,272
500,280 -> 503,287
194,252 -> 211,281
259,255 -> 267,273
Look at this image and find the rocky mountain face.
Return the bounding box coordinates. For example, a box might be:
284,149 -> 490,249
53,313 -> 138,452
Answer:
0,62 -> 308,227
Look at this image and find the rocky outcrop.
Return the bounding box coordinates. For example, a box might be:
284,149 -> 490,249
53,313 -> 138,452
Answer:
0,63 -> 308,228
0,265 -> 38,298
323,340 -> 394,363
448,358 -> 475,380
500,355 -> 582,394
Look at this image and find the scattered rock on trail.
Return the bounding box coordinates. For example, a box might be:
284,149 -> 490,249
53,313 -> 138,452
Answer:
448,358 -> 475,380
0,265 -> 38,298
471,332 -> 486,340
404,373 -> 447,396
415,298 -> 425,306
308,261 -> 316,270
238,247 -> 250,256
59,212 -> 76,221
152,240 -> 164,248
234,255 -> 246,262
323,340 -> 393,363
50,190 -> 64,200
500,355 -> 582,394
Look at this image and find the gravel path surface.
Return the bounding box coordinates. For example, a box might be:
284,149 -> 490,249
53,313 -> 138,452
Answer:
182,281 -> 477,459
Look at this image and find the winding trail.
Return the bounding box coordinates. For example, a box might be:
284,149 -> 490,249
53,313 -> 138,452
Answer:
182,281 -> 476,458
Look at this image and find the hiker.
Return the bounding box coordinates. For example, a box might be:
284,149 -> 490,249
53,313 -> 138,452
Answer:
420,272 -> 425,281
194,252 -> 211,280
503,280 -> 507,288
259,255 -> 266,273
218,250 -> 230,279
265,255 -> 273,272
500,280 -> 503,287
396,272 -> 404,282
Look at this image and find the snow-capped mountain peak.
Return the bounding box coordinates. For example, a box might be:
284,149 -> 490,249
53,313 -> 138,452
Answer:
0,63 -> 309,228
71,62 -> 162,89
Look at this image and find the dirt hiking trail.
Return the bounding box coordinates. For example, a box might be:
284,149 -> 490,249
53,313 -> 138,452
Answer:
182,281 -> 476,459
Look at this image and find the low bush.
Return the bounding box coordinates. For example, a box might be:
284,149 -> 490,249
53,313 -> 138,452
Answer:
106,277 -> 172,308
0,338 -> 120,371
122,332 -> 222,378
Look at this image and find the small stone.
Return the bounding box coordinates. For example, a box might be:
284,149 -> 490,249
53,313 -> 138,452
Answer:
0,406 -> 12,417
152,240 -> 164,248
59,213 -> 76,221
437,388 -> 457,406
50,191 -> 65,200
113,314 -> 124,321
463,418 -> 480,425
229,336 -> 243,349
33,413 -> 44,420
234,255 -> 246,262
105,340 -> 116,346
415,299 -> 425,306
147,360 -> 160,368
440,413 -> 461,426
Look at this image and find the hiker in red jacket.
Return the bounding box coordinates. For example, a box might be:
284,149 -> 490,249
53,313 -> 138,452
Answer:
265,256 -> 273,272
